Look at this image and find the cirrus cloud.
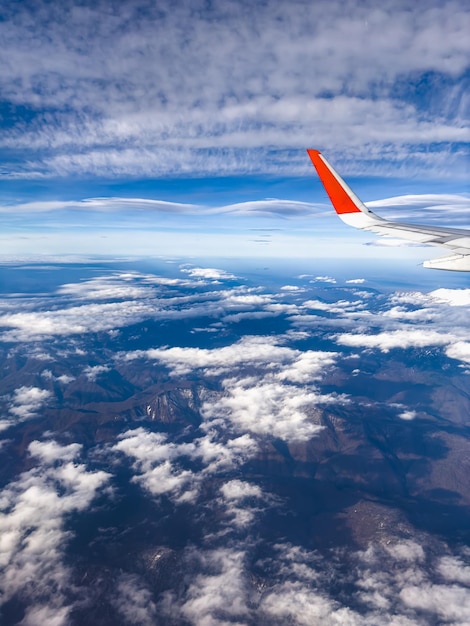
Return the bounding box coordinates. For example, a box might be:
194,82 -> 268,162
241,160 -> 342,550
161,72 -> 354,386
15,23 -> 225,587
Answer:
0,0 -> 469,179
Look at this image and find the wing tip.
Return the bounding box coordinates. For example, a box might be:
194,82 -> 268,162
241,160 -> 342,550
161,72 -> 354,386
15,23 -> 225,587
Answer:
306,148 -> 365,217
306,149 -> 325,169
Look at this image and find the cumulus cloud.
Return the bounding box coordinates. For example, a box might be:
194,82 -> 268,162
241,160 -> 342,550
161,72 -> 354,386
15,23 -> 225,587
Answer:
169,547 -> 250,626
0,439 -> 110,624
304,298 -> 365,314
83,364 -> 111,381
41,370 -> 75,384
28,440 -> 82,464
400,584 -> 470,623
0,269 -> 273,342
124,336 -> 344,441
0,300 -> 159,342
112,335 -> 342,511
438,556 -> 470,585
160,534 -> 470,626
430,288 -> 470,307
220,479 -> 263,502
114,429 -> 197,502
261,580 -> 355,625
280,285 -> 304,292
263,540 -> 470,625
328,284 -> 470,367
113,574 -> 158,626
311,276 -> 337,284
383,540 -> 425,563
446,342 -> 470,365
398,410 -> 417,421
1,260 -> 469,626
336,328 -> 454,352
57,275 -> 155,301
203,377 -> 331,441
124,336 -> 296,376
114,428 -> 259,504
219,479 -> 265,528
1,386 -> 52,430
180,267 -> 237,281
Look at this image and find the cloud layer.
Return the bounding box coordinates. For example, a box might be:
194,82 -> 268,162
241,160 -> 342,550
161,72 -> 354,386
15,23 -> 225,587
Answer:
1,0 -> 469,179
1,260 -> 470,625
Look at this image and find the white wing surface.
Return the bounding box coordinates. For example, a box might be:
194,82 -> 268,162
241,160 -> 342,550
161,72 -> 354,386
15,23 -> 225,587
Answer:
307,149 -> 470,271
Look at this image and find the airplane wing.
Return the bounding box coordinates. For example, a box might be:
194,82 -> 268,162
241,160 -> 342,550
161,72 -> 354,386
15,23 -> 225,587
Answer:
307,149 -> 470,271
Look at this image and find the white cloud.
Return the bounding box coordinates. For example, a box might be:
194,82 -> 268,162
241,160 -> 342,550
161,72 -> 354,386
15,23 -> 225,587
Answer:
124,336 -> 297,377
255,539 -> 470,625
311,276 -> 337,284
114,428 -> 259,504
57,275 -> 154,301
0,300 -> 159,342
179,548 -> 249,626
0,439 -> 110,624
114,429 -> 197,502
1,387 -> 52,431
364,238 -> 423,248
0,270 -> 281,342
261,580 -> 358,625
180,267 -> 236,281
203,376 -> 341,442
430,289 -> 470,307
335,329 -> 455,352
160,536 -> 470,625
195,433 -> 259,475
28,440 -> 82,464
0,197 -> 200,215
398,410 -> 417,421
367,194 -> 470,227
124,336 -> 343,441
381,306 -> 436,321
327,283 -> 470,368
276,349 -> 336,382
41,370 -> 75,384
83,364 -> 111,382
222,310 -> 278,323
113,574 -> 158,626
438,556 -> 470,585
219,480 -> 265,528
304,299 -> 365,314
280,285 -> 304,291
164,536 -> 470,626
266,302 -> 301,316
220,479 -> 263,502
384,540 -> 425,563
400,584 -> 470,623
446,342 -> 470,365
0,196 -> 325,222
1,1 -> 468,179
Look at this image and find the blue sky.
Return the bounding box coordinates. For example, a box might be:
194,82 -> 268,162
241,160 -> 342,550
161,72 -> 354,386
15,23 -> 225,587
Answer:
0,0 -> 469,259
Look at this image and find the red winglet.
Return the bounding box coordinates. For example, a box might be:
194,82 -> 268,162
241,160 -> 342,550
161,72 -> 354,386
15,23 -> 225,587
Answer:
307,149 -> 362,215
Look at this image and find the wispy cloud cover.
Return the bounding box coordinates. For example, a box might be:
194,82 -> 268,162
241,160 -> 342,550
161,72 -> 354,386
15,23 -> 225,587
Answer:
1,0 -> 468,180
